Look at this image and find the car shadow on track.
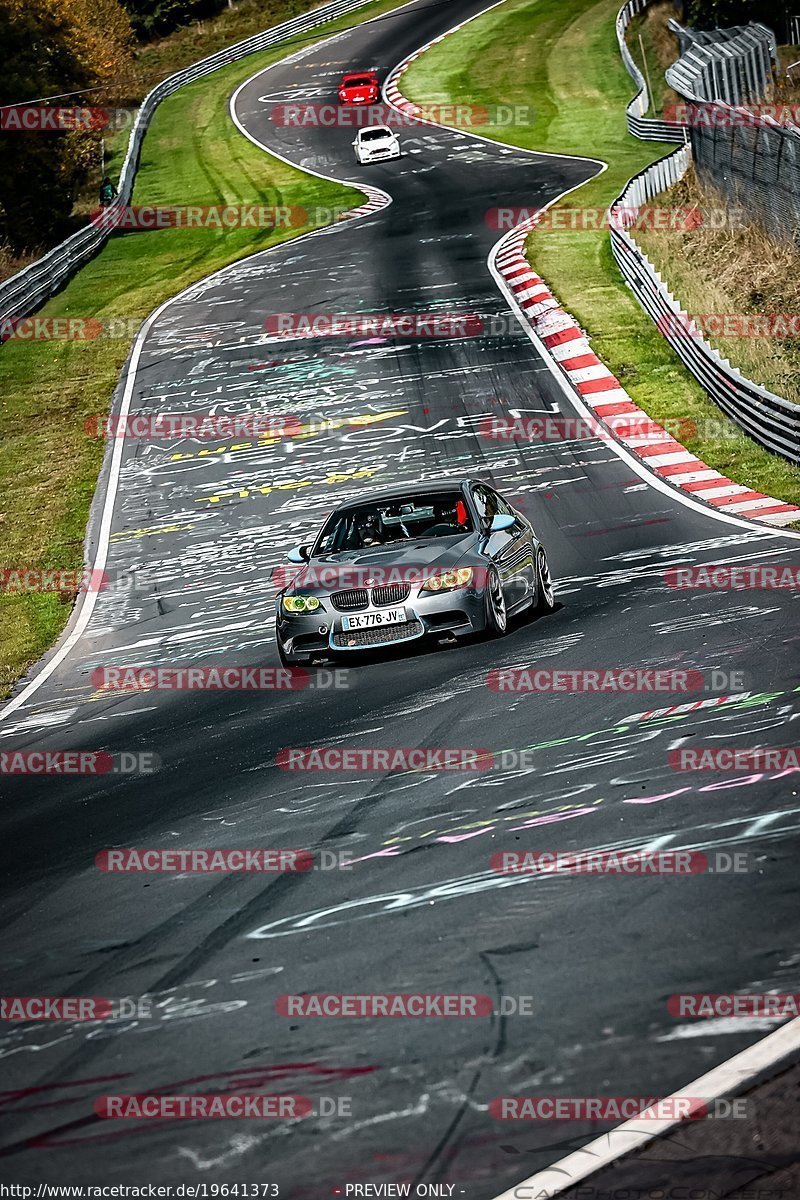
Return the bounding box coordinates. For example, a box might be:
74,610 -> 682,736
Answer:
302,602 -> 565,671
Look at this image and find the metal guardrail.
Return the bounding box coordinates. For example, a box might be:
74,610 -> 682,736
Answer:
0,0 -> 376,326
608,147 -> 800,465
665,19 -> 776,105
616,0 -> 685,142
663,20 -> 800,246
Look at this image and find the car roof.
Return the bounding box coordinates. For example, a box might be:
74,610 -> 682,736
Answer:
327,479 -> 483,514
342,72 -> 377,82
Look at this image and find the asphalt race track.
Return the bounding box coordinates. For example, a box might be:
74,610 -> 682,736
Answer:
1,0 -> 800,1191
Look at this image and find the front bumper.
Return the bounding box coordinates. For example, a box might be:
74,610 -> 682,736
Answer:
276,588 -> 485,656
357,145 -> 401,162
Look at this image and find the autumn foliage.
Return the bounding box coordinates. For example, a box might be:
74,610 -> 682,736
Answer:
0,0 -> 134,251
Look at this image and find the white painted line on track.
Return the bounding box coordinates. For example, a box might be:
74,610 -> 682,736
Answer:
489,1017 -> 800,1200
5,0 -> 799,728
378,17 -> 800,1198
379,0 -> 800,539
0,0 -> 419,726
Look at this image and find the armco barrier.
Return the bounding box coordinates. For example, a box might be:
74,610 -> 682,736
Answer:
616,0 -> 685,142
662,20 -> 800,244
665,20 -> 777,106
0,0 -> 376,328
611,4 -> 800,463
608,146 -> 800,465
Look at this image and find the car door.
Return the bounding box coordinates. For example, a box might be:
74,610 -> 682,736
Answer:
471,484 -> 532,608
491,488 -> 536,601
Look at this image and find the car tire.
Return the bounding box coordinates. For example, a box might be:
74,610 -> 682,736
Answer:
484,566 -> 509,637
534,546 -> 556,613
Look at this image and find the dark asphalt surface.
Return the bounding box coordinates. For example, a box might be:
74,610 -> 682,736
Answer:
1,0 -> 800,1193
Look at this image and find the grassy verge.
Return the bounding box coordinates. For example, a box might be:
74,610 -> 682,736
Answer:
637,168 -> 800,406
625,0 -> 679,118
402,0 -> 800,509
0,0 -> 406,700
0,0 -> 354,280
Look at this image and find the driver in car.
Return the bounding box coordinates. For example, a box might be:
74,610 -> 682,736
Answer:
355,512 -> 384,547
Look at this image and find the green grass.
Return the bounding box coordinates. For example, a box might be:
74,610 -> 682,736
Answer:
402,0 -> 800,511
625,0 -> 680,118
0,0 -> 407,700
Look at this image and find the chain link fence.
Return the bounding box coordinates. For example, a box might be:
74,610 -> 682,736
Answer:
608,1 -> 800,464
663,20 -> 800,244
685,101 -> 800,244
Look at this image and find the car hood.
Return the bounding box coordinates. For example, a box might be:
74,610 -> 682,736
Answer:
288,534 -> 478,593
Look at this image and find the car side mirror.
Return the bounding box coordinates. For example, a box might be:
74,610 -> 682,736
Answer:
489,513 -> 516,533
287,545 -> 310,563
352,138 -> 359,146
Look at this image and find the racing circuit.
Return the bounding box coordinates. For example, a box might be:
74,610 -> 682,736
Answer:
1,0 -> 800,1192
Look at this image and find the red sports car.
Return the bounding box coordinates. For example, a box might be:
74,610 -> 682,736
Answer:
338,72 -> 380,105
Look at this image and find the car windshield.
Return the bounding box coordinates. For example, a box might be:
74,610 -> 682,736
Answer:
361,128 -> 391,142
315,492 -> 473,552
345,77 -> 373,87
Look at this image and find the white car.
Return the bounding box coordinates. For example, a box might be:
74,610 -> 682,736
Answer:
352,125 -> 401,164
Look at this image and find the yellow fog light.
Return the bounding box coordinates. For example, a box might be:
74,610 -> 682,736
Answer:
283,595 -> 320,613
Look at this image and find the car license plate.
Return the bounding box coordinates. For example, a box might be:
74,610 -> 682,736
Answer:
341,607 -> 406,630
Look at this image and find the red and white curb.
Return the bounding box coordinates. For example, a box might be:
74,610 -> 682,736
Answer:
384,51 -> 440,121
336,188 -> 389,222
491,219 -> 800,527
383,0 -> 510,124
383,27 -> 799,529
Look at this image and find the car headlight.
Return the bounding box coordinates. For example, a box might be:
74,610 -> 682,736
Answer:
282,594 -> 321,613
420,568 -> 473,593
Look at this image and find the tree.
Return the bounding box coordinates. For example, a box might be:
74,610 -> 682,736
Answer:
685,0 -> 786,36
0,0 -> 134,251
121,0 -> 227,41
